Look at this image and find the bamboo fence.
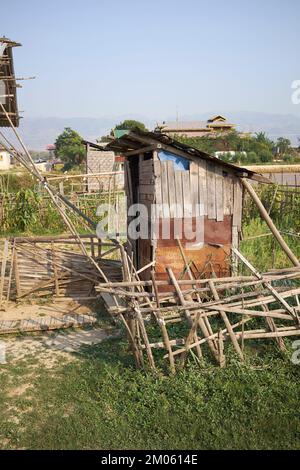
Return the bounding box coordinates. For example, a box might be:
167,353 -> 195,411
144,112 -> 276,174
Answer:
95,244 -> 300,373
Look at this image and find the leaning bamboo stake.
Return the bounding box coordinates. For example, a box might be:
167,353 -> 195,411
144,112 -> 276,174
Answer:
5,241 -> 14,308
208,279 -> 244,361
168,317 -> 254,358
119,245 -> 140,365
262,303 -> 286,352
51,242 -> 60,296
176,238 -> 203,359
166,267 -> 219,363
151,271 -> 176,374
241,178 -> 300,267
218,330 -> 225,368
233,248 -> 300,324
0,240 -> 9,309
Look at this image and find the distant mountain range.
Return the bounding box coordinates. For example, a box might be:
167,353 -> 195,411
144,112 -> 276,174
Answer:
16,112 -> 300,150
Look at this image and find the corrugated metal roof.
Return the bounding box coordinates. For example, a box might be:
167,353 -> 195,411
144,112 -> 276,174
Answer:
159,121 -> 208,131
158,118 -> 235,132
105,128 -> 266,181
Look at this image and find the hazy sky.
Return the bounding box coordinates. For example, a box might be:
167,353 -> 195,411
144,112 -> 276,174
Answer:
2,0 -> 300,120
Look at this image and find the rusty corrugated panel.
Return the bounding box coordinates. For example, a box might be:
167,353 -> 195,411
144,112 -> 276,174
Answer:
154,244 -> 231,292
153,216 -> 232,247
204,215 -> 232,245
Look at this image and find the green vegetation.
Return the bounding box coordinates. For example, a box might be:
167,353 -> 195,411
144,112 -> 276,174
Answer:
241,185 -> 300,271
99,119 -> 148,142
176,131 -> 300,165
1,334 -> 300,450
115,119 -> 148,132
0,172 -> 36,193
1,182 -> 300,450
55,127 -> 85,171
0,189 -> 121,236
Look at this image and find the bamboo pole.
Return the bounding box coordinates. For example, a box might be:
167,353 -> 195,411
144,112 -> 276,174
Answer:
241,178 -> 300,267
151,271 -> 176,374
166,267 -> 219,363
208,280 -> 244,361
175,238 -> 204,359
232,248 -> 300,324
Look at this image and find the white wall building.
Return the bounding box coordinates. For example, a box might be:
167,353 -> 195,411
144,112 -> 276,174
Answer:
0,148 -> 12,170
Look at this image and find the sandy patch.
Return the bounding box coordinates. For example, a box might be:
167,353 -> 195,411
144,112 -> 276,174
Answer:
7,383 -> 32,398
1,326 -> 119,368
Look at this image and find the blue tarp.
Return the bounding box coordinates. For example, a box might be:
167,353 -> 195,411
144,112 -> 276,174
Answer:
158,150 -> 190,171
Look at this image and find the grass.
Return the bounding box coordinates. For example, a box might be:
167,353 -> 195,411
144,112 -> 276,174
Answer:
1,333 -> 300,450
241,217 -> 300,271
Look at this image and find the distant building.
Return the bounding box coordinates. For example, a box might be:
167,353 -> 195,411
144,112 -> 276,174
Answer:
157,115 -> 236,138
83,140 -> 124,192
46,144 -> 56,159
0,146 -> 12,170
35,161 -> 53,172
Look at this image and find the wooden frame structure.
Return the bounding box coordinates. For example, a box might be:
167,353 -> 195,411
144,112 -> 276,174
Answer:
0,37 -> 21,127
0,235 -> 123,307
96,247 -> 300,373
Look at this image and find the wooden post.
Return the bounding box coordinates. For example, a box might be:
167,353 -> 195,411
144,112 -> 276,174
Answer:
241,178 -> 300,267
51,242 -> 60,296
0,240 -> 9,309
59,181 -> 64,195
13,246 -> 21,298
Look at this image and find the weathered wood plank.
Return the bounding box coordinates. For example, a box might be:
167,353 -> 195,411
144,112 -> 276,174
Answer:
167,161 -> 176,217
215,166 -> 224,222
223,174 -> 234,216
154,161 -> 162,218
198,160 -> 207,216
233,179 -> 243,230
161,161 -> 170,218
207,163 -> 216,220
182,171 -> 192,218
174,170 -> 183,218
190,161 -> 199,217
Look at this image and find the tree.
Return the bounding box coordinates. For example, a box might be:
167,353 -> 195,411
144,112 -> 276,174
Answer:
98,119 -> 148,142
114,120 -> 148,132
276,137 -> 291,156
259,149 -> 273,163
247,151 -> 259,164
55,128 -> 85,171
254,132 -> 273,147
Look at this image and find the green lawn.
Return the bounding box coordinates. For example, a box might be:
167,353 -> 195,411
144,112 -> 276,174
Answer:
1,333 -> 300,450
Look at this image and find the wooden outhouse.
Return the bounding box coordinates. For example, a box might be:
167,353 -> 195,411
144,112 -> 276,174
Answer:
107,129 -> 262,282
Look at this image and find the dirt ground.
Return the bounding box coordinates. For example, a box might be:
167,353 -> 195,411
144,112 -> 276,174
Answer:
0,298 -> 96,322
2,326 -> 119,367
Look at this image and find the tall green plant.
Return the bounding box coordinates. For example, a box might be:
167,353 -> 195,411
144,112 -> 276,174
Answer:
10,189 -> 41,232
